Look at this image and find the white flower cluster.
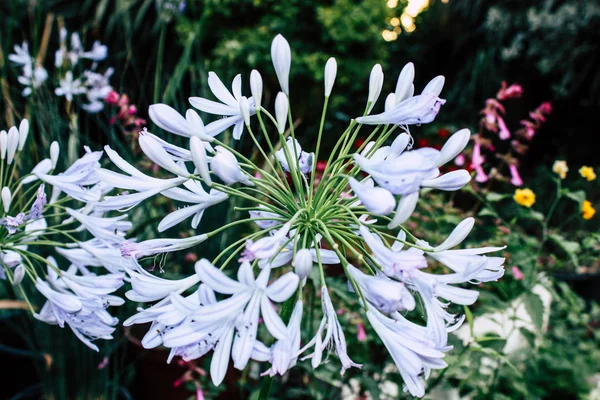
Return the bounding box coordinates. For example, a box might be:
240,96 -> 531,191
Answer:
92,34 -> 505,397
9,28 -> 112,113
0,119 -> 130,351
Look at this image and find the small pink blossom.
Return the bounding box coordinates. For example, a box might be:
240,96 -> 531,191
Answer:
196,387 -> 205,400
509,164 -> 523,186
105,91 -> 120,104
471,142 -> 488,183
454,154 -> 465,166
496,81 -> 523,100
511,266 -> 524,280
128,105 -> 137,115
97,356 -> 109,370
357,323 -> 367,342
497,116 -> 511,140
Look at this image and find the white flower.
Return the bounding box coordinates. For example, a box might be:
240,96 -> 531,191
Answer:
189,136 -> 212,185
210,146 -> 253,186
159,180 -> 227,231
55,71 -> 86,102
189,72 -> 256,139
256,301 -> 303,377
348,264 -> 416,313
82,41 -> 108,61
300,287 -> 361,374
366,307 -> 447,398
120,233 -> 208,261
357,75 -> 445,126
149,105 -> 215,142
2,187 -> 12,213
348,177 -> 395,215
258,235 -> 339,269
271,34 -> 291,95
240,222 -> 291,262
394,62 -> 415,105
275,138 -> 313,175
250,69 -> 263,109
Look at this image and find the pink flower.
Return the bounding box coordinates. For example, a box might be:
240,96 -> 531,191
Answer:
520,120 -> 536,140
497,116 -> 511,140
497,81 -> 523,100
471,142 -> 488,183
196,387 -> 205,400
105,91 -> 120,105
97,357 -> 109,370
357,323 -> 367,342
128,105 -> 137,115
454,154 -> 465,166
509,164 -> 523,186
536,101 -> 552,115
511,266 -> 524,280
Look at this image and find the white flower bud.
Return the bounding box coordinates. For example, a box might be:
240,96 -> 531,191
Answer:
250,69 -> 263,110
0,130 -> 7,160
275,92 -> 288,134
18,119 -> 29,151
324,57 -> 337,97
190,136 -> 212,186
50,141 -> 60,169
421,169 -> 471,191
271,34 -> 291,95
7,126 -> 19,165
293,248 -> 313,281
2,187 -> 12,213
395,62 -> 415,104
367,64 -> 384,112
239,96 -> 251,126
13,265 -> 25,286
422,75 -> 445,97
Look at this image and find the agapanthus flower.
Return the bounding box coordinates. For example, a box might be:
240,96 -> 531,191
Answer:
0,119 -> 130,351
98,34 -> 504,397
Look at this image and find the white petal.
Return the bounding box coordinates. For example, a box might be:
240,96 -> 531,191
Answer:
260,295 -> 288,340
388,192 -> 419,229
195,259 -> 248,294
208,71 -> 238,108
250,69 -> 263,109
211,324 -> 235,385
395,62 -> 415,104
190,136 -> 212,185
422,75 -> 445,97
188,97 -> 239,116
148,104 -> 189,136
437,129 -> 470,167
265,272 -> 299,302
421,169 -> 471,191
434,217 -> 474,252
367,64 -> 384,111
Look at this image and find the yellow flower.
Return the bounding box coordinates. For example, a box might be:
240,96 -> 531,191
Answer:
582,200 -> 596,220
514,188 -> 536,208
552,160 -> 568,179
579,166 -> 596,181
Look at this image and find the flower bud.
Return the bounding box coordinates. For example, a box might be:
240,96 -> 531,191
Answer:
18,119 -> 29,151
384,93 -> 396,112
2,187 -> 12,213
394,62 -> 415,104
293,248 -> 313,280
434,217 -> 474,252
324,57 -> 337,97
348,177 -> 396,215
7,126 -> 19,165
210,146 -> 253,186
250,69 -> 263,110
387,192 -> 419,229
13,265 -> 25,286
50,141 -> 60,169
0,130 -> 7,160
367,64 -> 384,112
275,92 -> 288,134
271,34 -> 291,95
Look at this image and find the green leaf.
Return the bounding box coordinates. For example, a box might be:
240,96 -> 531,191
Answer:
464,305 -> 474,337
478,207 -> 498,218
486,192 -> 510,202
523,293 -> 545,333
563,190 -> 586,206
549,233 -> 581,265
